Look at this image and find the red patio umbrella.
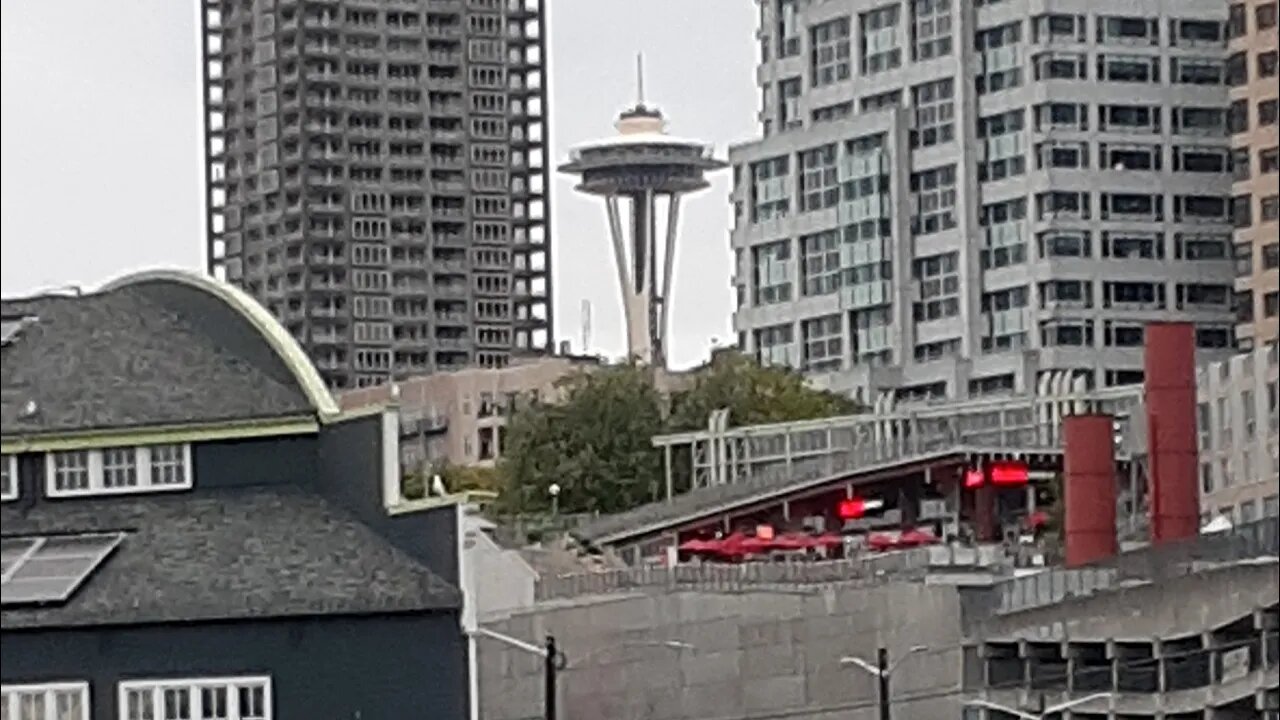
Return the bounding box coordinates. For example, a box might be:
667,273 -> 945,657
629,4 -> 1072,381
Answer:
678,537 -> 720,554
898,528 -> 940,547
865,532 -> 898,551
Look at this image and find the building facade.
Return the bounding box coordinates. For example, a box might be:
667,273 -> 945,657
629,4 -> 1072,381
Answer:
1197,342 -> 1280,525
731,0 -> 1238,402
200,0 -> 552,390
1230,0 -> 1280,348
1,271 -> 470,720
340,354 -> 598,470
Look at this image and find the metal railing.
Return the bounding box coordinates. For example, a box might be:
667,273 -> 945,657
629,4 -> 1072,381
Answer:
533,543 -> 1026,601
995,516 -> 1280,614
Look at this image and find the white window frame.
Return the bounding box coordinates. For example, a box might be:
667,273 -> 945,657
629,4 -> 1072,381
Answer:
117,676 -> 272,720
1,681 -> 91,720
1,453 -> 17,501
45,444 -> 193,499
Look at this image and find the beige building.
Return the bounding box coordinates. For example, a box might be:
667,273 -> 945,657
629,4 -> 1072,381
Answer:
1197,343 -> 1280,524
1230,0 -> 1280,347
340,355 -> 600,471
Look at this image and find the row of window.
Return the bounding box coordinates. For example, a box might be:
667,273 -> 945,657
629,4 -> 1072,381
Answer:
0,677 -> 271,720
0,445 -> 193,502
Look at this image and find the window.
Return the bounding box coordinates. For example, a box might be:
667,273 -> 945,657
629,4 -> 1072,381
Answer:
752,240 -> 793,305
1260,99 -> 1279,127
1,682 -> 90,720
44,445 -> 193,498
798,144 -> 839,211
1260,2 -> 1279,30
910,164 -> 957,235
1263,195 -> 1280,223
860,4 -> 902,74
1097,54 -> 1160,83
1259,51 -> 1278,79
1261,146 -> 1279,175
801,314 -> 843,372
810,17 -> 852,87
119,677 -> 271,720
912,252 -> 961,321
910,78 -> 955,148
1,454 -> 15,501
910,0 -> 952,61
801,230 -> 841,296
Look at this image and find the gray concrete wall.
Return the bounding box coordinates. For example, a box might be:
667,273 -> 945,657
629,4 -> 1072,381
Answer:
969,561 -> 1280,641
476,582 -> 967,720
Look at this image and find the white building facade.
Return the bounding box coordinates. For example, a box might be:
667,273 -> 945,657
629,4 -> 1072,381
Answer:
731,0 -> 1239,404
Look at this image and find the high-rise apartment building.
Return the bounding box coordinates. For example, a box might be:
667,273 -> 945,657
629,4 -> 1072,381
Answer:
200,0 -> 551,390
730,0 -> 1239,403
1229,0 -> 1280,349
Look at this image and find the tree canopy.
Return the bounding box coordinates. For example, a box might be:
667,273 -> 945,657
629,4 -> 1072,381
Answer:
495,353 -> 863,515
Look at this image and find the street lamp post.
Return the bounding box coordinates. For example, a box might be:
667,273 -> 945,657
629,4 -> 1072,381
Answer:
470,629 -> 690,720
965,693 -> 1113,720
839,645 -> 928,720
469,628 -> 565,720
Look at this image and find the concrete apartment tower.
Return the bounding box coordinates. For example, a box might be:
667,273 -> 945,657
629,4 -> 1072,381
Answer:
1229,0 -> 1280,348
200,0 -> 551,390
730,0 -> 1239,403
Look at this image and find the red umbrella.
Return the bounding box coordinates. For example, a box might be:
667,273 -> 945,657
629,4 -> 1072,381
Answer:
678,537 -> 719,553
772,532 -> 816,551
865,532 -> 897,551
812,533 -> 845,550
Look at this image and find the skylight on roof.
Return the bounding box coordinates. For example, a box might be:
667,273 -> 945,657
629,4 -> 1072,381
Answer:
0,532 -> 125,606
0,317 -> 34,346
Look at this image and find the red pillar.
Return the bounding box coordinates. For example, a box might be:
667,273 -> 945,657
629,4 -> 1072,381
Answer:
974,484 -> 997,542
1145,322 -> 1200,544
1063,414 -> 1118,567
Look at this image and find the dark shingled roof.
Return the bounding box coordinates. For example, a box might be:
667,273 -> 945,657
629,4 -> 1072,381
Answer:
0,486 -> 460,629
1,285 -> 313,435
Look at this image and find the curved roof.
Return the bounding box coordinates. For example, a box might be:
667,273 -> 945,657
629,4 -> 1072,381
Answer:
103,270 -> 338,417
1,269 -> 337,436
570,131 -> 716,153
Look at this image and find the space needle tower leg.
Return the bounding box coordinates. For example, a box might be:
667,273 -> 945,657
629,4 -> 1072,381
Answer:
657,193 -> 682,369
604,193 -> 652,363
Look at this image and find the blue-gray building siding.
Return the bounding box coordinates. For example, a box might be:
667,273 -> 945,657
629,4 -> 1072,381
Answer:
1,613 -> 467,720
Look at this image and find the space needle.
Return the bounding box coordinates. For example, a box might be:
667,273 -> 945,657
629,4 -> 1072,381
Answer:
559,56 -> 727,368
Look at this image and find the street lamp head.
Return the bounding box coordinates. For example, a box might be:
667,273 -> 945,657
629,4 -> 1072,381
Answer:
548,483 -> 561,497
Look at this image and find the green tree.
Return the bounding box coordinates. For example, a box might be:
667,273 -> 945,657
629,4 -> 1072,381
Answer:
497,365 -> 666,515
667,351 -> 863,431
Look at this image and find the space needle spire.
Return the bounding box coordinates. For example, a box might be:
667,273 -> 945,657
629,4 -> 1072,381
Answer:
558,56 -> 727,367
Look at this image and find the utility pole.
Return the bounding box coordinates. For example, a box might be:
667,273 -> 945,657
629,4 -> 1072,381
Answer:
876,647 -> 891,720
544,635 -> 560,720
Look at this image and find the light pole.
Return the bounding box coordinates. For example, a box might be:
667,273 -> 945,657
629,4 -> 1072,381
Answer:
548,482 -> 561,517
839,645 -> 928,720
469,630 -> 691,720
965,693 -> 1113,720
469,627 -> 566,720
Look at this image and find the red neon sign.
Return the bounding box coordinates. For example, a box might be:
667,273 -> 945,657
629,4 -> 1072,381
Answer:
990,460 -> 1030,486
837,497 -> 884,520
963,461 -> 1030,489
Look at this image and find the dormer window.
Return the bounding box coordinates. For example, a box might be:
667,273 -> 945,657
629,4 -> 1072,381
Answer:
1,454 -> 16,501
45,444 -> 193,498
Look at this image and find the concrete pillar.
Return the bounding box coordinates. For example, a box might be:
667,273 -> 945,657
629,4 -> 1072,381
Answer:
1063,414 -> 1119,567
1144,322 -> 1201,544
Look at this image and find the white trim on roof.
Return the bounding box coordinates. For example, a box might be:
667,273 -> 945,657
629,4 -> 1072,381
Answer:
100,269 -> 339,418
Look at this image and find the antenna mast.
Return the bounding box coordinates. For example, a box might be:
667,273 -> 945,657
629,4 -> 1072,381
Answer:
580,299 -> 592,354
635,53 -> 645,106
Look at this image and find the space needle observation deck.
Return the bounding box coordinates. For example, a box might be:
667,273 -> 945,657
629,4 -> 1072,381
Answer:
558,57 -> 727,368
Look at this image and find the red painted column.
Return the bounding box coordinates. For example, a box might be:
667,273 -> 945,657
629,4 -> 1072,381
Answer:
974,484 -> 997,542
1145,322 -> 1201,544
1063,414 -> 1118,567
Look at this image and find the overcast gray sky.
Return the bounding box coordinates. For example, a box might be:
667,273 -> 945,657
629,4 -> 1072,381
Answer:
0,0 -> 757,369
